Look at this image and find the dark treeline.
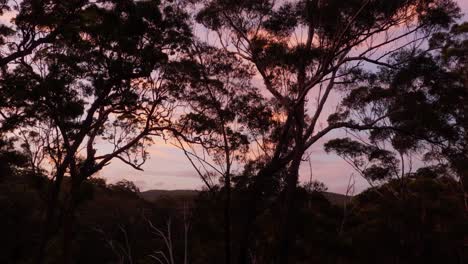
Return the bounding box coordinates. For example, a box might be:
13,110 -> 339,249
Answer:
0,165 -> 466,263
0,0 -> 466,263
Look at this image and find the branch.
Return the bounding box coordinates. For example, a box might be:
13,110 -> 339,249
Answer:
344,56 -> 397,69
0,31 -> 59,66
173,138 -> 216,192
304,70 -> 338,140
305,117 -> 445,150
115,155 -> 144,171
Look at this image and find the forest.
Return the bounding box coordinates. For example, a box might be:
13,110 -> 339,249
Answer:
0,0 -> 467,263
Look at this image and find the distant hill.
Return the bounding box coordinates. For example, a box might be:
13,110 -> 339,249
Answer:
139,189 -> 198,202
140,189 -> 352,206
322,192 -> 352,206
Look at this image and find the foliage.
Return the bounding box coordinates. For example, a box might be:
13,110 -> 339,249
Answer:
0,0 -> 466,263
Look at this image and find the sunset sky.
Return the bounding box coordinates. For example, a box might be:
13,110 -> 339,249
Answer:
58,1 -> 468,194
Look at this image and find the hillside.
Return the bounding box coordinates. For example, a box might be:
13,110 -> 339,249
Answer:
322,192 -> 352,206
140,189 -> 351,206
139,189 -> 198,202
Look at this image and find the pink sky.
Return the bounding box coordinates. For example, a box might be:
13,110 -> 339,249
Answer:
99,1 -> 468,194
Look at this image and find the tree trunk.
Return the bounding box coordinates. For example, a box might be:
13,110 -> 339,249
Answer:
462,69 -> 468,211
222,124 -> 232,264
277,155 -> 302,264
237,114 -> 296,264
278,101 -> 305,264
36,171 -> 66,264
224,174 -> 231,264
237,162 -> 282,264
62,181 -> 80,264
62,208 -> 75,264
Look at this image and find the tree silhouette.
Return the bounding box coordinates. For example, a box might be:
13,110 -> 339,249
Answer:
327,21 -> 467,209
167,42 -> 276,264
0,1 -> 466,263
0,1 -> 192,262
193,0 -> 461,262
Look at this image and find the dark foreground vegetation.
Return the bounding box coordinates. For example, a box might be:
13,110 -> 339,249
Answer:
0,0 -> 467,263
1,168 -> 466,263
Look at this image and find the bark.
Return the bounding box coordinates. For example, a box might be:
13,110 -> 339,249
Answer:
62,179 -> 81,264
237,162 -> 283,264
224,174 -> 231,264
36,169 -> 67,264
278,102 -> 305,264
277,153 -> 302,264
237,115 -> 295,264
222,124 -> 232,264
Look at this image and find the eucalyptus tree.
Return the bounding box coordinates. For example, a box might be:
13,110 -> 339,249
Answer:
168,42 -> 274,264
0,0 -> 81,67
438,22 -> 468,208
326,21 -> 468,208
0,0 -> 93,131
0,0 -> 192,262
192,0 -> 461,262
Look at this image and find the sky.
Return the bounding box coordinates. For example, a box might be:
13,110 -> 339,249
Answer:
99,1 -> 468,194
1,1 -> 467,194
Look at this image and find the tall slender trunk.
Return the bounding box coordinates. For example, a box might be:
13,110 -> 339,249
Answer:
278,100 -> 305,264
224,174 -> 231,264
62,180 -> 81,264
62,208 -> 75,264
221,122 -> 232,264
237,163 -> 281,264
36,170 -> 66,264
277,153 -> 302,264
462,73 -> 468,211
237,114 -> 295,264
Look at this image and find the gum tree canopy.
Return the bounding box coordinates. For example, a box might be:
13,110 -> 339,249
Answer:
326,22 -> 468,208
0,0 -> 464,263
192,0 -> 460,263
0,0 -> 191,262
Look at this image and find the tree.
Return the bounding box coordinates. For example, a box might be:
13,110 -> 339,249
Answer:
0,0 -> 192,262
437,22 -> 468,208
347,172 -> 466,264
0,0 -> 95,131
0,136 -> 28,177
170,42 -> 274,264
192,0 -> 460,262
0,0 -> 87,67
327,21 -> 467,208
